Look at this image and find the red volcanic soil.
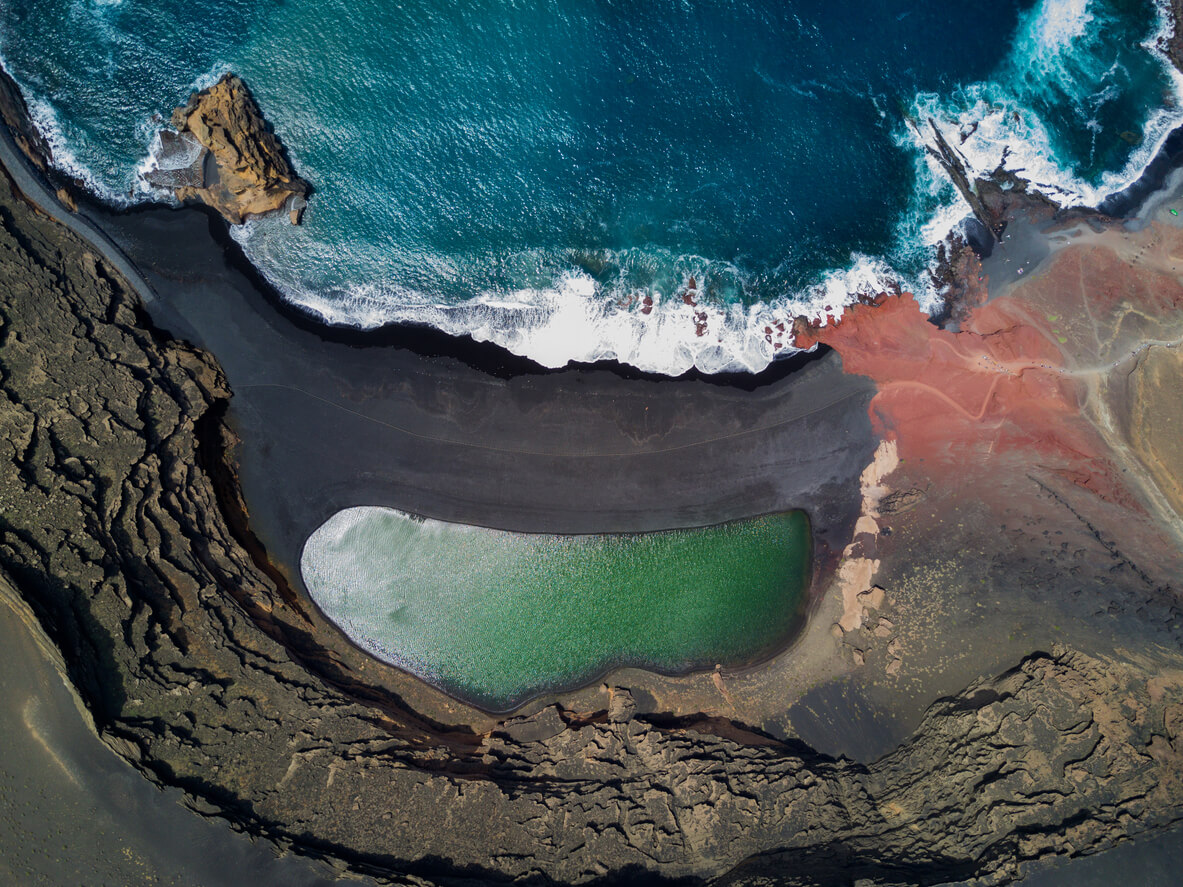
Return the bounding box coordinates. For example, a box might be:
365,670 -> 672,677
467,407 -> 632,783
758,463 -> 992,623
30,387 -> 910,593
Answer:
792,224 -> 1183,631
793,288 -> 1133,509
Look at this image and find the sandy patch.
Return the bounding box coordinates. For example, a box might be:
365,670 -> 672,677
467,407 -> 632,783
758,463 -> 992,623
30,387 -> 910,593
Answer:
834,439 -> 898,634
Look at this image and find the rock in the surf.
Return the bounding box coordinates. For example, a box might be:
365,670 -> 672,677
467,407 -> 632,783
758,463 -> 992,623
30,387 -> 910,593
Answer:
144,73 -> 309,225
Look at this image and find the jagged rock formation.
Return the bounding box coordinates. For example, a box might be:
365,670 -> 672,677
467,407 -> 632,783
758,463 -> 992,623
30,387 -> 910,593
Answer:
144,73 -> 308,224
0,66 -> 50,175
1163,2 -> 1183,75
916,118 -> 1001,242
1,120 -> 1182,885
913,118 -> 1065,253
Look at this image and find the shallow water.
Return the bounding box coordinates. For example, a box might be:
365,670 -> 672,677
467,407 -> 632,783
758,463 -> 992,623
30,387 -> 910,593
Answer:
1,0 -> 1178,373
301,509 -> 811,709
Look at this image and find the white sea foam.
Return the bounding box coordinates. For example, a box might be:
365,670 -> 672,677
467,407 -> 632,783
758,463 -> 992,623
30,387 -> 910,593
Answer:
233,212 -> 918,374
24,84 -> 181,207
187,63 -> 233,94
236,0 -> 1183,376
901,0 -> 1183,232
11,0 -> 1183,376
1031,0 -> 1094,51
24,98 -> 134,206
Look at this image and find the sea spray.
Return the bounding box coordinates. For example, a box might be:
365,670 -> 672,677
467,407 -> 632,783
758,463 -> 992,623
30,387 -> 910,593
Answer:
2,0 -> 1179,374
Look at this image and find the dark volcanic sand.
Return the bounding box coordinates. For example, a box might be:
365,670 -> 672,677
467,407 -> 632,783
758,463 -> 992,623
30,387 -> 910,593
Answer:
0,577 -> 370,887
87,201 -> 877,600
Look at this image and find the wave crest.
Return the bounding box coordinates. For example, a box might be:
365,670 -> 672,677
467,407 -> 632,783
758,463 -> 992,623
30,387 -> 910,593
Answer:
9,0 -> 1183,376
233,214 -> 914,374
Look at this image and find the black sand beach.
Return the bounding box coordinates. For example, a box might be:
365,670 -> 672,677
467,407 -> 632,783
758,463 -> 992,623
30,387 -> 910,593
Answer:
85,198 -> 877,594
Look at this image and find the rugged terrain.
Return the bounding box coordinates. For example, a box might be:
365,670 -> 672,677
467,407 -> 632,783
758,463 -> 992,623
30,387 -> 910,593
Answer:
1,51 -> 1183,887
0,118 -> 1182,886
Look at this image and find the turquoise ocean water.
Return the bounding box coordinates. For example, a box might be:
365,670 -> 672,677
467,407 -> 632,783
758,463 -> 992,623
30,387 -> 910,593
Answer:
0,0 -> 1177,373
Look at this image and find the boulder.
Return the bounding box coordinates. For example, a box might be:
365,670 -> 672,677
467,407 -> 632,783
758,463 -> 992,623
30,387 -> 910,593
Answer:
145,73 -> 309,225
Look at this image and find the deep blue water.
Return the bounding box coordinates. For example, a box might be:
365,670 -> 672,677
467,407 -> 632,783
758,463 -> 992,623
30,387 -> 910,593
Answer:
0,0 -> 1176,372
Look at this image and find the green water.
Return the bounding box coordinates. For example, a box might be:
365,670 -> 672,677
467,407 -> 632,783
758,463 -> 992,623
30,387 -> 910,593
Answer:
300,508 -> 811,710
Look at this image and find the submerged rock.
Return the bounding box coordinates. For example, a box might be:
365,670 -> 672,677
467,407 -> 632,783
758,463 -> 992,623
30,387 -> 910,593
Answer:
144,73 -> 309,225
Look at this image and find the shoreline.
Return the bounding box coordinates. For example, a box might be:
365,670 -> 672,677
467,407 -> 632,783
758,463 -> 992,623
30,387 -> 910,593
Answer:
90,193 -> 834,389
300,507 -> 816,715
4,86 -> 875,723
0,46 -> 1178,724
9,13 -> 1183,381
1,40 -> 1183,887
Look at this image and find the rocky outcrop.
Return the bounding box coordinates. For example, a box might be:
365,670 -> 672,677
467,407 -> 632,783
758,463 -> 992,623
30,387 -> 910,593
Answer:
916,118 -> 1001,242
0,65 -> 50,175
912,118 -> 1065,254
1162,1 -> 1183,74
2,118 -> 1183,885
144,73 -> 308,224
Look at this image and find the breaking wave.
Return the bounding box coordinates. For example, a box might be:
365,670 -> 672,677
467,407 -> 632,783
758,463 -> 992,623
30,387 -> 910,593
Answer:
899,0 -> 1183,231
232,211 -> 904,374
218,0 -> 1183,374
3,0 -> 1181,375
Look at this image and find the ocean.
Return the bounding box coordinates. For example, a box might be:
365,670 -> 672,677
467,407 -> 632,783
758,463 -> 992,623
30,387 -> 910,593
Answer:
0,0 -> 1177,374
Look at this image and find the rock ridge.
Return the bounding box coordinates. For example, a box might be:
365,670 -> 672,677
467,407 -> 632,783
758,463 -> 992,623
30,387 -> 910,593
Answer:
144,73 -> 309,225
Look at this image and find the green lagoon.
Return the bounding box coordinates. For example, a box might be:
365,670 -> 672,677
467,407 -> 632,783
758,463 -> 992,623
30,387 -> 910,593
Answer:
300,508 -> 811,710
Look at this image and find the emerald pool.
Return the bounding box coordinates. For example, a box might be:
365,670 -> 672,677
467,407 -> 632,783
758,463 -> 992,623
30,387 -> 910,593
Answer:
300,508 -> 811,710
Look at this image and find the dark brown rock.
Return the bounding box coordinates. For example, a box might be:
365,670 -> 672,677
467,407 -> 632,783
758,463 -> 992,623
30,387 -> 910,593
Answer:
1161,2 -> 1183,74
0,63 -> 50,174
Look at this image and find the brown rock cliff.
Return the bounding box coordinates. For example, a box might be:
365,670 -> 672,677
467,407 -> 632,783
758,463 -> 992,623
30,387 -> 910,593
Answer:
147,73 -> 309,225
